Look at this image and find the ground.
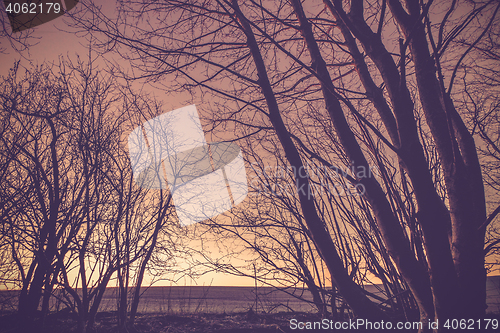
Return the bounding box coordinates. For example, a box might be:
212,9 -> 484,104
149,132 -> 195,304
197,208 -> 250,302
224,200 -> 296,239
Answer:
1,311 -> 302,333
1,311 -> 500,333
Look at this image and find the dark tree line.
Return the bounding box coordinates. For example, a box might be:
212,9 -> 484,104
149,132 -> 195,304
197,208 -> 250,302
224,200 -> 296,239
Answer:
1,1 -> 500,333
0,59 -> 186,332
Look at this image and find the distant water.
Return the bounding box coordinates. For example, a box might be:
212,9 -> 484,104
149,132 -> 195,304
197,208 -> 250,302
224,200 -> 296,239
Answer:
97,285 -> 318,314
1,277 -> 499,314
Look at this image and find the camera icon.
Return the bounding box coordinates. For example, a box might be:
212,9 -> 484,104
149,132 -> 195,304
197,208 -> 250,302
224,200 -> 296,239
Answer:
127,105 -> 248,226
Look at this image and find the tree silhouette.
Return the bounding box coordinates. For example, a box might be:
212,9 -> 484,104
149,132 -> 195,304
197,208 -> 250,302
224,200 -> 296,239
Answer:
30,0 -> 500,331
0,58 -> 182,332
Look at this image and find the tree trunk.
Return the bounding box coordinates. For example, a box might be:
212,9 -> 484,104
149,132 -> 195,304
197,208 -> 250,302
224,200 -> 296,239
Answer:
291,0 -> 435,328
231,0 -> 386,320
129,195 -> 170,325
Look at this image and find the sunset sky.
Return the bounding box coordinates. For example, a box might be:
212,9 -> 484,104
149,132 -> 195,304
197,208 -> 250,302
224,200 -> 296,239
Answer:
0,0 -> 262,288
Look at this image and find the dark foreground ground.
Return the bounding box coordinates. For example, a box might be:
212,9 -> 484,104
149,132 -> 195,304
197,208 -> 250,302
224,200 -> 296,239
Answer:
1,311 -> 500,333
2,311 -> 292,333
1,279 -> 499,332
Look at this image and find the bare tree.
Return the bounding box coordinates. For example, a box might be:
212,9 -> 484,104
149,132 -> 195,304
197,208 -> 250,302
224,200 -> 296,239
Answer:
65,0 -> 500,331
0,58 -> 183,332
